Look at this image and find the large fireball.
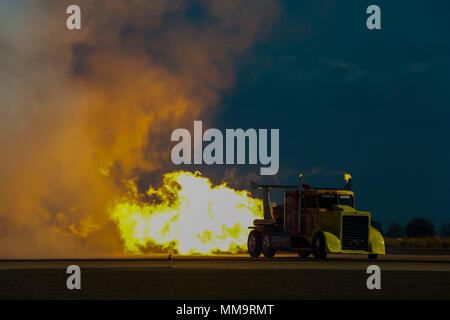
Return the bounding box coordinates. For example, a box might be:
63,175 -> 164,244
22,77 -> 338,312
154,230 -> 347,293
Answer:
110,171 -> 263,255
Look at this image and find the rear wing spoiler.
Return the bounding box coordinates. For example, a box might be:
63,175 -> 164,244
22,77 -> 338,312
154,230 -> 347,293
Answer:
250,180 -> 298,190
250,180 -> 328,191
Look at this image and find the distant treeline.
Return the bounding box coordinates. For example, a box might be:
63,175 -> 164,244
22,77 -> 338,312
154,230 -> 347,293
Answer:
371,218 -> 450,239
384,237 -> 450,248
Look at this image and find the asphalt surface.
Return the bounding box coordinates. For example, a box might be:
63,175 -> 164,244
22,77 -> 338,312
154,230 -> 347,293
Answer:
1,254 -> 449,299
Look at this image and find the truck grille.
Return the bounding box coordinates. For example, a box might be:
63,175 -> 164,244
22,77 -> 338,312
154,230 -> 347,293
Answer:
341,215 -> 368,250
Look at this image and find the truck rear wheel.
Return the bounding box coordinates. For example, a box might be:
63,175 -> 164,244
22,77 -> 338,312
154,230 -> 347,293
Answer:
247,231 -> 262,258
312,233 -> 327,259
262,234 -> 276,258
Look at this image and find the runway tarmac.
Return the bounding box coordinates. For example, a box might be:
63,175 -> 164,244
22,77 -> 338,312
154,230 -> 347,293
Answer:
2,253 -> 449,271
1,254 -> 449,299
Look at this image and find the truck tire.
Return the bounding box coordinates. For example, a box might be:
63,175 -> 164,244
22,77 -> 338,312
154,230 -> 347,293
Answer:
312,233 -> 327,259
247,231 -> 262,258
368,254 -> 378,260
262,234 -> 276,258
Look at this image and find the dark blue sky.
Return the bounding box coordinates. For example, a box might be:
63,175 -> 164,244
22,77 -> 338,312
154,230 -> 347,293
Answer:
215,0 -> 450,230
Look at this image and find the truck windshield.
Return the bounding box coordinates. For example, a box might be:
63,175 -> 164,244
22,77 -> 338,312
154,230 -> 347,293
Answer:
339,195 -> 354,207
318,194 -> 354,208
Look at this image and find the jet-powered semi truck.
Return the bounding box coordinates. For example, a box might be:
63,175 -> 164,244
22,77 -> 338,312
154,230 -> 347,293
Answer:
247,174 -> 385,260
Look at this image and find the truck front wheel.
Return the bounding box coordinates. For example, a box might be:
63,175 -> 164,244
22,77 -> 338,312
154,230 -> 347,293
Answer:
312,233 -> 327,259
247,230 -> 262,258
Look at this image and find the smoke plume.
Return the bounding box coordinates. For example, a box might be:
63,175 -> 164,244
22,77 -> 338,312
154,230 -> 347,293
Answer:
0,1 -> 279,258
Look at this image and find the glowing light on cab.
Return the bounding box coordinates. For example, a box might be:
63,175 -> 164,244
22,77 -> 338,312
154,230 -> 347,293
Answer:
344,173 -> 352,183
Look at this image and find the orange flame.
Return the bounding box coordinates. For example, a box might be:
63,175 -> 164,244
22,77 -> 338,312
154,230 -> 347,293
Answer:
109,171 -> 263,255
